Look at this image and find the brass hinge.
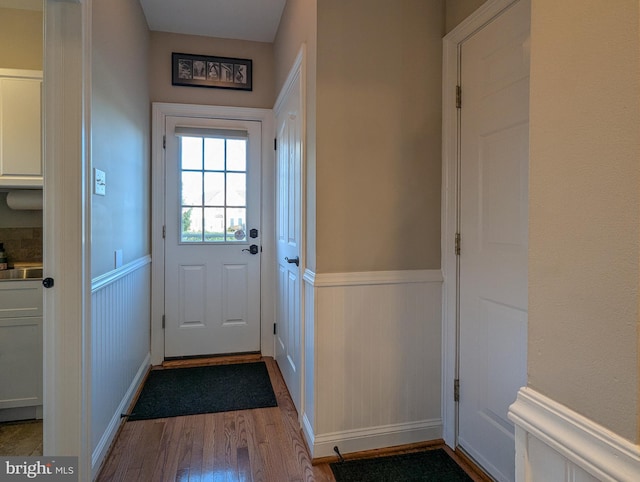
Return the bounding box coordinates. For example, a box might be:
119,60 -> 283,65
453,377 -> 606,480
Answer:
455,233 -> 461,256
163,135 -> 166,149
454,379 -> 460,402
162,225 -> 166,239
162,314 -> 165,329
456,85 -> 462,109
273,323 -> 277,335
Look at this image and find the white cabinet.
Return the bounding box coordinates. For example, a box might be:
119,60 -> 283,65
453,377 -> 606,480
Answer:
0,280 -> 43,421
0,69 -> 43,188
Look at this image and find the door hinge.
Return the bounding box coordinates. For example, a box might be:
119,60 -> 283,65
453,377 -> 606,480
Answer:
273,323 -> 277,335
274,138 -> 277,150
455,232 -> 461,256
163,135 -> 166,149
454,379 -> 460,402
162,225 -> 166,239
456,85 -> 462,109
162,314 -> 165,329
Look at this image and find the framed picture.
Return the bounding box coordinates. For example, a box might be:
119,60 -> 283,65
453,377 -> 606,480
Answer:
172,52 -> 252,91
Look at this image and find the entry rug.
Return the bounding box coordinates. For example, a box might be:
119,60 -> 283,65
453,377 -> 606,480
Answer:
330,449 -> 473,482
128,362 -> 277,421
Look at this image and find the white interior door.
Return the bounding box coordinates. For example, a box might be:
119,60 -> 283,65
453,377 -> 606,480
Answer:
458,1 -> 530,480
275,68 -> 303,411
164,116 -> 262,358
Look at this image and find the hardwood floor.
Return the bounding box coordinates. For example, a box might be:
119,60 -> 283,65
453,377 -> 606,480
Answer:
97,356 -> 488,482
0,420 -> 42,456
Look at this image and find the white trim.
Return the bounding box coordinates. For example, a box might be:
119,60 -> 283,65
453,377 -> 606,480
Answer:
509,388 -> 640,482
0,68 -> 42,79
305,269 -> 442,287
43,0 -> 92,478
91,255 -> 151,293
302,412 -> 315,448
91,353 -> 150,476
310,419 -> 443,459
441,0 -> 522,450
151,103 -> 275,366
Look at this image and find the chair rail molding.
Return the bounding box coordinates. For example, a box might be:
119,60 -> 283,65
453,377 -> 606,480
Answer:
509,387 -> 640,482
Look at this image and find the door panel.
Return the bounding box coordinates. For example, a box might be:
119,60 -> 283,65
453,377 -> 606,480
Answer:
164,116 -> 261,358
275,71 -> 303,411
458,1 -> 530,480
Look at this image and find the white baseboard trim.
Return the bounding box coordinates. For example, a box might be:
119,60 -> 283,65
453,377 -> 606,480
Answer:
302,412 -> 315,452
91,353 -> 150,477
508,387 -> 640,482
309,419 -> 442,459
304,269 -> 443,287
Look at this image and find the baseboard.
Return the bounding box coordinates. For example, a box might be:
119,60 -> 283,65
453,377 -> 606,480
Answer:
91,353 -> 150,477
509,387 -> 640,481
308,419 -> 442,459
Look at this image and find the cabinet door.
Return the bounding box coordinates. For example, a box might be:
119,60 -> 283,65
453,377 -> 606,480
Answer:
0,76 -> 42,185
0,317 -> 43,409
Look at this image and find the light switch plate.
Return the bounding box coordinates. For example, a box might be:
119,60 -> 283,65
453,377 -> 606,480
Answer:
114,249 -> 123,269
94,168 -> 106,196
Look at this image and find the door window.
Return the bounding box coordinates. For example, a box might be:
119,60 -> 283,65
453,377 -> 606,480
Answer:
178,132 -> 248,243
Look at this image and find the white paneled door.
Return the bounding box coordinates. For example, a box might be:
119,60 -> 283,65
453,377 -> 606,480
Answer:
164,116 -> 262,358
458,1 -> 530,481
275,61 -> 303,412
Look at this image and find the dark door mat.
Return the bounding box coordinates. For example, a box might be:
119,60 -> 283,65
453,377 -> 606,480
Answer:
330,449 -> 473,482
128,361 -> 277,421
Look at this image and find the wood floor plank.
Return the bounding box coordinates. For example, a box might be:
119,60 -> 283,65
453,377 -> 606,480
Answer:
97,355 -> 484,482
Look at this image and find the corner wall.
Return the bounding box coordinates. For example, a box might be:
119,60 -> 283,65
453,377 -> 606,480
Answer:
90,0 -> 152,474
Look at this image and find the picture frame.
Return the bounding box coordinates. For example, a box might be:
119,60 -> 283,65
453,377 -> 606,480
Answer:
172,52 -> 252,91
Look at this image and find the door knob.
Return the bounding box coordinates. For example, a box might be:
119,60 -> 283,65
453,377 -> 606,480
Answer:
242,244 -> 259,255
285,256 -> 299,267
42,277 -> 54,288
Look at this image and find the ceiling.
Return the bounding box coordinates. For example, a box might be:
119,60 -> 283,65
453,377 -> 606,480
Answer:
138,0 -> 287,43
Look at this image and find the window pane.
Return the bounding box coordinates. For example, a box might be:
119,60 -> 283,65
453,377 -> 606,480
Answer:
181,207 -> 202,242
204,172 -> 224,206
204,138 -> 225,171
227,139 -> 246,171
226,208 -> 246,241
204,208 -> 225,242
181,137 -> 203,170
181,172 -> 202,206
226,173 -> 246,206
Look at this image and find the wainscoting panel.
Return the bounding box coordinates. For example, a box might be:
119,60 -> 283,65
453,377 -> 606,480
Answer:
303,270 -> 443,458
91,256 -> 151,475
509,387 -> 640,481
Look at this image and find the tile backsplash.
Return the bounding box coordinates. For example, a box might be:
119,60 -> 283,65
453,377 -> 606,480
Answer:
0,227 -> 42,265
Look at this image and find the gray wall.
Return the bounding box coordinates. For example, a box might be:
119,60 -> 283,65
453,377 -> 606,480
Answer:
91,0 -> 150,277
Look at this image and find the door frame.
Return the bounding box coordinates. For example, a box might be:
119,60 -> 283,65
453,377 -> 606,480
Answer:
441,0 -> 523,450
151,103 -> 275,365
43,0 -> 92,478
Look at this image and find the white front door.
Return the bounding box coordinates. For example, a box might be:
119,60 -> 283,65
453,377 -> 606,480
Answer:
458,1 -> 530,480
275,63 -> 303,411
164,116 -> 262,358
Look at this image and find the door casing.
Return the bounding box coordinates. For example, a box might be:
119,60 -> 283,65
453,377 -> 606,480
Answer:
441,0 -> 525,450
151,103 -> 275,365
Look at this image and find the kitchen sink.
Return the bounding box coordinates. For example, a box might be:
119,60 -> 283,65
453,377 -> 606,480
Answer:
0,267 -> 43,280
